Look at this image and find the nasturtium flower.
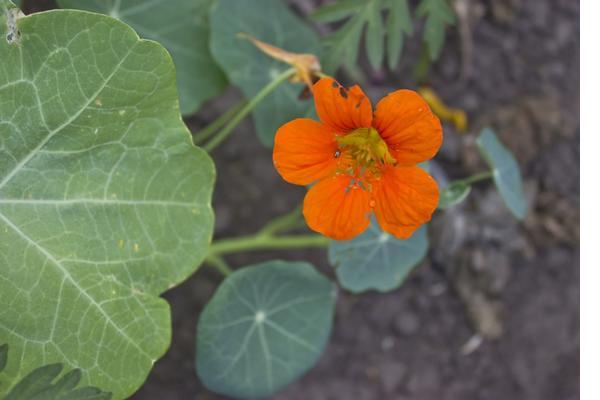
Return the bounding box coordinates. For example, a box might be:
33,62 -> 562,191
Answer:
273,77 -> 443,240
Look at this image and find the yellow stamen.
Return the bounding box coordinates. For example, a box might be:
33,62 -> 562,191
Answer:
336,127 -> 396,172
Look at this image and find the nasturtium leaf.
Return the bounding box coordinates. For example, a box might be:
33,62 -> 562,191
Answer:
476,128 -> 527,219
438,181 -> 471,209
196,261 -> 336,399
329,222 -> 429,293
0,344 -> 7,373
58,0 -> 227,116
0,4 -> 214,398
4,362 -> 111,400
415,0 -> 456,60
209,0 -> 321,146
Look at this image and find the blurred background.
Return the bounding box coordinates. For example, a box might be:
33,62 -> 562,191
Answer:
23,0 -> 580,398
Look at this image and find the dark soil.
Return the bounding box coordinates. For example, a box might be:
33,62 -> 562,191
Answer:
136,0 -> 580,399
23,0 -> 580,398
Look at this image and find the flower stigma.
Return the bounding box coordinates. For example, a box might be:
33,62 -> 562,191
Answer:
335,127 -> 396,178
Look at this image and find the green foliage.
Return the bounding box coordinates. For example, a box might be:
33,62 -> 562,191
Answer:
0,5 -> 214,398
1,347 -> 111,400
209,0 -> 321,146
439,181 -> 472,209
386,0 -> 413,69
57,0 -> 227,116
196,261 -> 336,399
329,223 -> 429,293
0,343 -> 7,374
315,0 -> 413,71
477,128 -> 527,219
415,0 -> 456,60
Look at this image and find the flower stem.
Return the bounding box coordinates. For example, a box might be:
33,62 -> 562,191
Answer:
209,234 -> 329,257
203,68 -> 296,152
459,170 -> 494,186
193,100 -> 247,145
257,205 -> 303,236
205,255 -> 233,276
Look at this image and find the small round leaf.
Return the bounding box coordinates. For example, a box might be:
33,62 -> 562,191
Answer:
329,222 -> 429,293
438,181 -> 471,209
476,127 -> 527,219
196,261 -> 336,399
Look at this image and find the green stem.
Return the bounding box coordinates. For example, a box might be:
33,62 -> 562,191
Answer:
209,234 -> 329,257
205,255 -> 233,276
203,68 -> 296,152
258,206 -> 303,236
193,100 -> 247,145
460,170 -> 494,186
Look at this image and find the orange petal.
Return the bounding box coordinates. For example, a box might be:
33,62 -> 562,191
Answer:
372,166 -> 439,239
303,175 -> 371,240
313,77 -> 372,133
273,118 -> 339,186
373,90 -> 442,165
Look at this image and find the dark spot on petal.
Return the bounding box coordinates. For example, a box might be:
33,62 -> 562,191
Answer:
339,87 -> 348,99
332,81 -> 339,88
355,98 -> 363,109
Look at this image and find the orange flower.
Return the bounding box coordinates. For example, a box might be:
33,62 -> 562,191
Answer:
273,77 -> 442,240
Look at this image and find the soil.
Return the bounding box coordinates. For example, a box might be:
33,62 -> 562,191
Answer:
21,0 -> 580,399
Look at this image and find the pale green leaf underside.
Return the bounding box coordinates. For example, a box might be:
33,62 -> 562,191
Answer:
196,261 -> 336,399
477,128 -> 527,219
329,222 -> 428,293
58,0 -> 227,116
210,0 -> 321,146
0,5 -> 214,398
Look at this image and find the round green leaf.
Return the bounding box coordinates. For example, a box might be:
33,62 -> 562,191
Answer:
196,261 -> 336,399
329,222 -> 429,293
476,127 -> 527,219
0,5 -> 214,398
58,0 -> 227,116
209,0 -> 321,146
438,181 -> 471,209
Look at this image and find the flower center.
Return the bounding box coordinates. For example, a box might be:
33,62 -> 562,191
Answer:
336,127 -> 396,174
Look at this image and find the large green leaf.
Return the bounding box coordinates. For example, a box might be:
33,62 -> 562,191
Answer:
0,3 -> 214,398
329,222 -> 428,293
196,261 -> 336,399
476,128 -> 527,219
209,0 -> 321,146
58,0 -> 227,116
